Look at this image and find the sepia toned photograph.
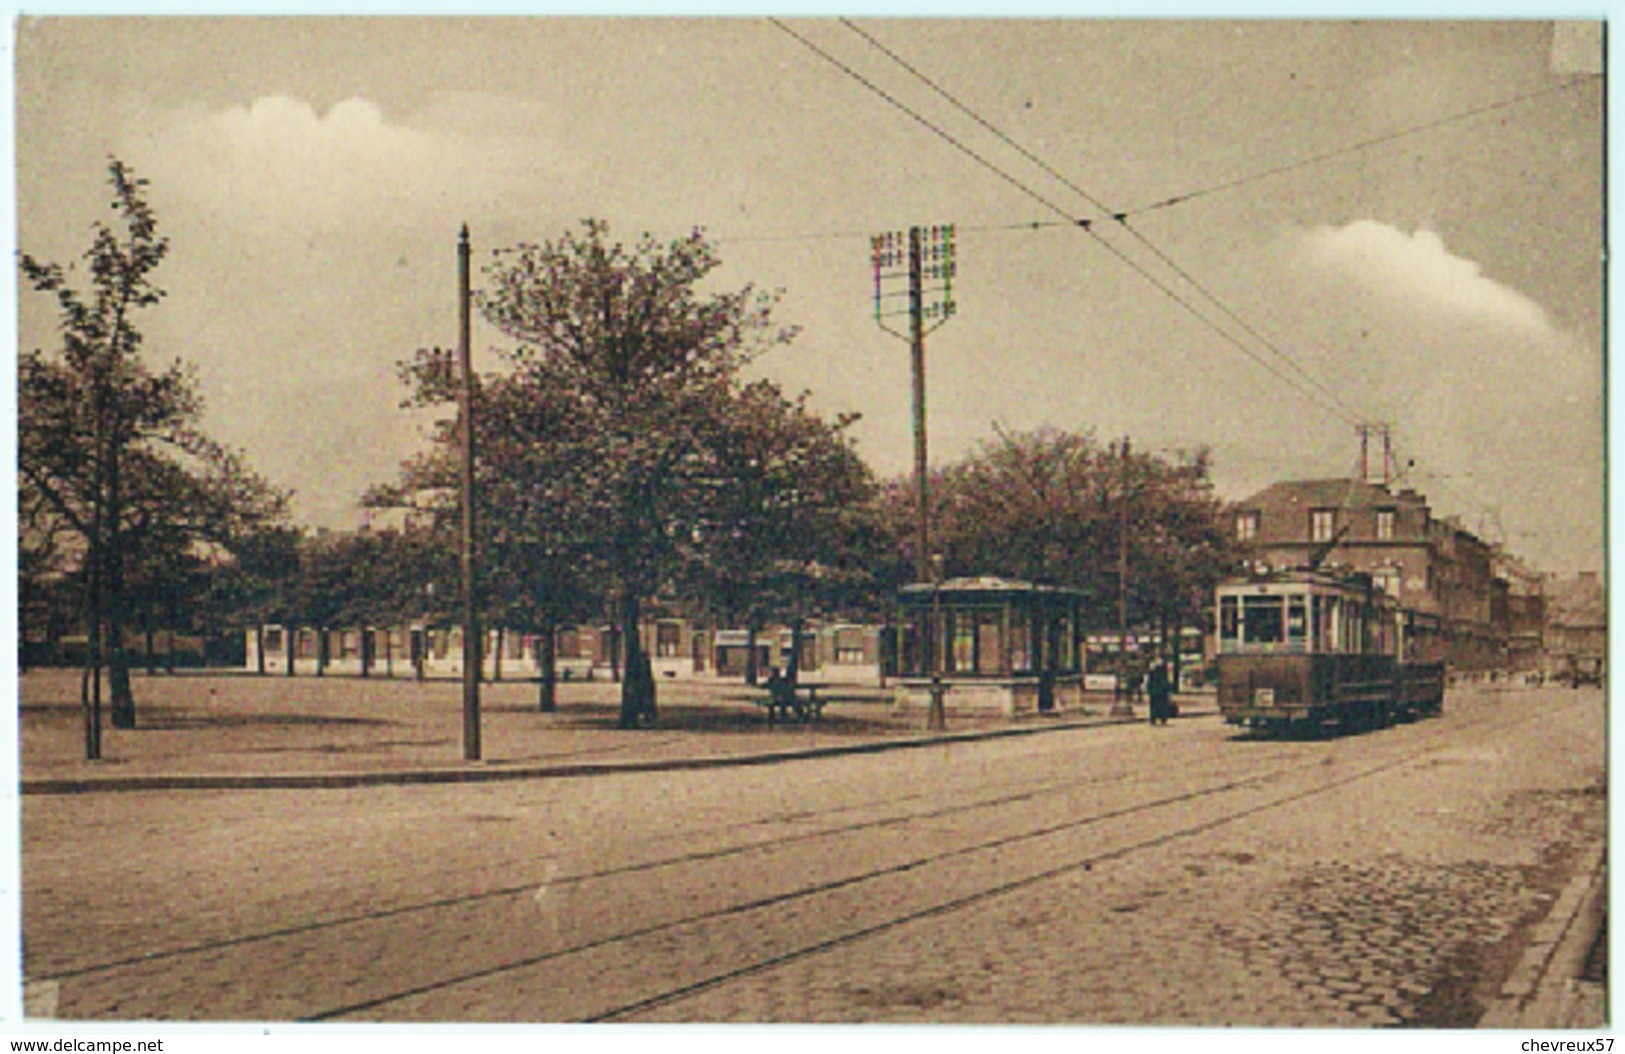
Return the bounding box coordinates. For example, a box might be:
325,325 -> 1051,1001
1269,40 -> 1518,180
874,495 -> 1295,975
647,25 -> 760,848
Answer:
11,13 -> 1606,1038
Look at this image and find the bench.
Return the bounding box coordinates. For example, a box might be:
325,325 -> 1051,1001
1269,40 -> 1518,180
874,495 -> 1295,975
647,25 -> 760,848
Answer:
756,684 -> 825,724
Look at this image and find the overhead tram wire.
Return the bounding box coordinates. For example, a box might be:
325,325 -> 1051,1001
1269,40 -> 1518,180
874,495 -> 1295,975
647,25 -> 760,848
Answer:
1126,73 -> 1604,217
862,36 -> 1573,563
768,17 -> 1358,427
483,222 -> 1073,255
714,218 -> 1074,245
782,18 -> 1361,428
766,19 -> 1080,222
838,16 -> 1370,428
1385,442 -> 1509,541
1075,228 -> 1361,426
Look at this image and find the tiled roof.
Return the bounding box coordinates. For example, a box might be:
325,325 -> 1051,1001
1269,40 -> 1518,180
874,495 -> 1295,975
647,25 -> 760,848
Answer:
1237,478 -> 1417,510
1547,574 -> 1606,626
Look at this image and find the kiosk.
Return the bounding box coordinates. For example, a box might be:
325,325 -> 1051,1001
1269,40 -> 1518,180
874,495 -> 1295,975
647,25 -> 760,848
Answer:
894,576 -> 1091,718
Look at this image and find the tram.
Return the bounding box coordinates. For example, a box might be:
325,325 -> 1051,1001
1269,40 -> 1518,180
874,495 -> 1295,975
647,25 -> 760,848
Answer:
1215,567 -> 1445,735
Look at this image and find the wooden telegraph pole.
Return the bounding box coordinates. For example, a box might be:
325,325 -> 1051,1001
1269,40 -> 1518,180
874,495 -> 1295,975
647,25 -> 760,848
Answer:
1113,435 -> 1135,717
458,225 -> 481,761
908,227 -> 929,586
872,224 -> 957,731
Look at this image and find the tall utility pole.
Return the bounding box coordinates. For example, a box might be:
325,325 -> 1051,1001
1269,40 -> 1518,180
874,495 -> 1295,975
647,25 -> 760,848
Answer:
1113,435 -> 1134,717
908,227 -> 928,585
872,224 -> 957,731
458,225 -> 481,762
873,225 -> 956,581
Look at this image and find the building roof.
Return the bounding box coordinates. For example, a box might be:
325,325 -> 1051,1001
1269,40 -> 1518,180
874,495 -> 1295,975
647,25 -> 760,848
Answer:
1547,572 -> 1606,627
1239,477 -> 1495,557
1236,477 -> 1427,511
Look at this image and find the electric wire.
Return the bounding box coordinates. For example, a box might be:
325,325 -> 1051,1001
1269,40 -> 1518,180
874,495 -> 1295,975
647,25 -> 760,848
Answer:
480,219 -> 1072,258
839,16 -> 1372,426
716,217 -> 1075,244
1387,441 -> 1510,547
488,22 -> 1588,552
767,18 -> 1082,223
1127,74 -> 1603,216
773,18 -> 1362,426
833,18 -> 1600,530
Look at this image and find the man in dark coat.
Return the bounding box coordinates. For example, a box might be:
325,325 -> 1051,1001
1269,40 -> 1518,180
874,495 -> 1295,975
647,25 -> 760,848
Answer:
1147,662 -> 1173,726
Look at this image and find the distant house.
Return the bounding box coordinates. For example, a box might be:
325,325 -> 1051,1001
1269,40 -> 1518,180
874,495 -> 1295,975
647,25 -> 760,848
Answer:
1545,571 -> 1605,681
1496,552 -> 1547,673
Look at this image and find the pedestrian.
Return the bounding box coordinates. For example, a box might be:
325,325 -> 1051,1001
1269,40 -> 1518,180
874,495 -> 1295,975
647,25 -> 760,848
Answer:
765,666 -> 795,722
1147,661 -> 1172,726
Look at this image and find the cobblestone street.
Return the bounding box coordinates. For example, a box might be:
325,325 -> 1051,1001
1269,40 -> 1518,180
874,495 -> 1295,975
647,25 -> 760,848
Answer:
19,679 -> 1605,1027
632,689 -> 1603,1026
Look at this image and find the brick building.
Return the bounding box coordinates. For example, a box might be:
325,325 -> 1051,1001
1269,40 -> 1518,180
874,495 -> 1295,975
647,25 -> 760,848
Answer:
1231,478 -> 1509,671
1544,571 -> 1605,683
1495,552 -> 1548,673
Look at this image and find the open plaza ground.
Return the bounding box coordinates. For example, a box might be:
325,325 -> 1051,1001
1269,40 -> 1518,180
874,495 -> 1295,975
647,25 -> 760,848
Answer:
16,667 -> 1162,786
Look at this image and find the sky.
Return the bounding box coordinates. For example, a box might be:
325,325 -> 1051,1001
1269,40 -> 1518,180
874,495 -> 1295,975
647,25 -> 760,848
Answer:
12,15 -> 1607,576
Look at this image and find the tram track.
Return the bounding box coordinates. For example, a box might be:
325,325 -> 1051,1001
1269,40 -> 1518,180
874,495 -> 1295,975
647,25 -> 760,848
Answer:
27,727 -> 1288,986
30,690 -> 1558,1021
307,693 -> 1551,1021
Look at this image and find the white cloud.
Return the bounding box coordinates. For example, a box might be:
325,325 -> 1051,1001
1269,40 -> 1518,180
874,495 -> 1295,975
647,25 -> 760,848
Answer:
1257,218 -> 1601,573
1295,220 -> 1555,337
126,92 -> 573,233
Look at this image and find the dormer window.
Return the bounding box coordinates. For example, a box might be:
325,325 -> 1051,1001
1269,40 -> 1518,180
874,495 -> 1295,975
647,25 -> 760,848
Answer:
1376,508 -> 1396,541
1236,510 -> 1260,541
1310,508 -> 1337,543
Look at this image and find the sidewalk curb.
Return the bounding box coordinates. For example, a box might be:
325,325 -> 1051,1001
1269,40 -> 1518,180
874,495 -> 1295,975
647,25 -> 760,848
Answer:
1480,843 -> 1607,1028
21,711 -> 1173,795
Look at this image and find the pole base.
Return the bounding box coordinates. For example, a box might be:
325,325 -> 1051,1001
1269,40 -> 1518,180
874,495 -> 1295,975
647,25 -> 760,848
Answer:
926,678 -> 948,732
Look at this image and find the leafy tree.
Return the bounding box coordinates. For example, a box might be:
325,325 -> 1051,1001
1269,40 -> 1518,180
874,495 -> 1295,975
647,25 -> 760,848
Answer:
261,525 -> 454,679
371,356 -> 604,706
872,426 -> 1239,676
19,159 -> 288,731
681,380 -> 873,687
208,524 -> 302,675
483,221 -> 804,727
389,220 -> 828,727
1116,443 -> 1240,681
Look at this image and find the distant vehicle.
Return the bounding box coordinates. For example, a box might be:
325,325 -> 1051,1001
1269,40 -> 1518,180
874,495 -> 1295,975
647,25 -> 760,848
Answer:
1215,566 -> 1444,736
1568,655 -> 1604,688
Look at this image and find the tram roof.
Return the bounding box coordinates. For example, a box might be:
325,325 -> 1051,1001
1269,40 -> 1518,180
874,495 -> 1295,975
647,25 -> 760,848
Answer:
1218,565 -> 1382,593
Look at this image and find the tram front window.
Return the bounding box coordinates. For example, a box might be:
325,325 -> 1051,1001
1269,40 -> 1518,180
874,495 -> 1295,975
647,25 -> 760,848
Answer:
1241,596 -> 1285,647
